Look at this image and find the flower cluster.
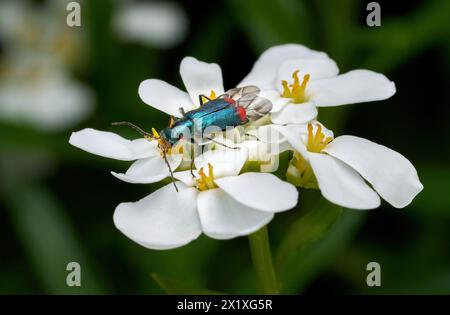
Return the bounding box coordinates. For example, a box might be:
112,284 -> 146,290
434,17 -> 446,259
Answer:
70,44 -> 423,250
0,0 -> 93,131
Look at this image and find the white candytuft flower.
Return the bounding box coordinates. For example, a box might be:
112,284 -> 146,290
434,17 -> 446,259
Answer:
265,122 -> 423,210
113,149 -> 298,249
113,0 -> 188,49
239,44 -> 396,124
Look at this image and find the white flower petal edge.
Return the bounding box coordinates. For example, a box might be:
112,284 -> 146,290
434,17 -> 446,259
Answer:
215,172 -> 299,213
308,152 -> 381,210
180,56 -> 224,107
238,44 -> 330,89
308,70 -> 396,107
197,189 -> 274,240
194,148 -> 248,178
276,58 -> 339,85
324,136 -> 423,208
111,154 -> 183,184
69,128 -> 158,161
113,2 -> 187,49
138,79 -> 194,117
113,183 -> 201,250
270,101 -> 318,125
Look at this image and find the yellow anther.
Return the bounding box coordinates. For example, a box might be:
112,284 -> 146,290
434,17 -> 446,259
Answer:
306,123 -> 333,153
280,70 -> 310,103
169,116 -> 175,128
281,80 -> 291,97
196,163 -> 218,191
209,90 -> 217,100
151,128 -> 160,139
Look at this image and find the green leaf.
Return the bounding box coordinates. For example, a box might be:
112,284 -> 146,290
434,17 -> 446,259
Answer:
151,273 -> 226,295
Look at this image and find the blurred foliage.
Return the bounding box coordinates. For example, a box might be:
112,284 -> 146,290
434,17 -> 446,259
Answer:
1,0 -> 449,294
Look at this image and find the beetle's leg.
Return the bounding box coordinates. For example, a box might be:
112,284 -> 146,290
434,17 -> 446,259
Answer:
206,137 -> 240,150
190,143 -> 195,178
179,107 -> 186,117
198,94 -> 211,106
245,132 -> 261,141
162,152 -> 178,192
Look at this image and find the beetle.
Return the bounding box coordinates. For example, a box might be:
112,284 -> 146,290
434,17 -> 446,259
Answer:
113,85 -> 272,191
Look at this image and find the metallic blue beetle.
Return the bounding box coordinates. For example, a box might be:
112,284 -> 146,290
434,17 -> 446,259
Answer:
113,85 -> 272,190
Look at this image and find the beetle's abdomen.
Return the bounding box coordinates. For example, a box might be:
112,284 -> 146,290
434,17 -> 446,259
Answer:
198,105 -> 244,131
163,99 -> 247,144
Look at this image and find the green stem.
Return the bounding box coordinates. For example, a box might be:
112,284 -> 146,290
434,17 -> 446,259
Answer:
248,226 -> 279,294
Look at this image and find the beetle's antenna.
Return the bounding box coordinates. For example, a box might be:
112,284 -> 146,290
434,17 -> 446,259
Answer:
112,121 -> 154,139
162,151 -> 179,192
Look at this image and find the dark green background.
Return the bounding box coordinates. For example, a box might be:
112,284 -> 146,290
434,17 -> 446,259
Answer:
1,0 -> 449,294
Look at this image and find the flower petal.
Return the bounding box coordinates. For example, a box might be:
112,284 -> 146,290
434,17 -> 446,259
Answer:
215,173 -> 298,212
113,183 -> 201,250
270,102 -> 318,124
69,128 -> 158,161
173,169 -> 197,186
197,189 -> 274,239
324,136 -> 423,208
195,147 -> 248,178
111,154 -> 183,184
271,124 -> 308,158
138,79 -> 194,117
308,70 -> 396,107
308,152 -> 380,209
272,122 -> 334,159
259,90 -> 290,113
238,44 -> 329,89
112,2 -> 187,48
180,56 -> 224,106
276,58 -> 339,91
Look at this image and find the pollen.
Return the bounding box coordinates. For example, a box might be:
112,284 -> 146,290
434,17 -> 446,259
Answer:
196,163 -> 218,191
306,123 -> 333,153
151,128 -> 160,139
281,70 -> 310,103
200,90 -> 218,105
209,90 -> 217,100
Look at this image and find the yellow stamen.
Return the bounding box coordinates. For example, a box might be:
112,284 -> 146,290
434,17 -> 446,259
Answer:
169,116 -> 175,128
288,151 -> 318,189
306,123 -> 333,153
195,163 -> 218,191
280,70 -> 310,103
209,90 -> 217,100
151,128 -> 160,139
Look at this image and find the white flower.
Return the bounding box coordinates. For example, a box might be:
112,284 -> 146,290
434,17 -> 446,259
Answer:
239,44 -> 396,124
113,149 -> 298,249
0,0 -> 86,68
113,0 -> 188,49
69,128 -> 185,184
0,56 -> 93,131
139,56 -> 225,117
0,0 -> 93,131
265,122 -> 422,210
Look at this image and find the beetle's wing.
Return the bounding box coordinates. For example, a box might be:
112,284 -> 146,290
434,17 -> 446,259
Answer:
237,94 -> 272,121
220,85 -> 260,100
